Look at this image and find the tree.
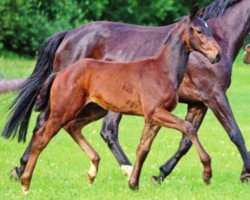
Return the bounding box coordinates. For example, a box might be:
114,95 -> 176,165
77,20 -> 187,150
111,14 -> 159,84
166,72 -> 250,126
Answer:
0,0 -> 213,56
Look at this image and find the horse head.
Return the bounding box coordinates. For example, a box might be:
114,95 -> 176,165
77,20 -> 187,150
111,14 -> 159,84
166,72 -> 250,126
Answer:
183,5 -> 221,64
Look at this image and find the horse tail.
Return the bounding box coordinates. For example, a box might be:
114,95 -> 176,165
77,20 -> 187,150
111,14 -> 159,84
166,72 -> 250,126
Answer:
2,31 -> 68,142
34,73 -> 56,112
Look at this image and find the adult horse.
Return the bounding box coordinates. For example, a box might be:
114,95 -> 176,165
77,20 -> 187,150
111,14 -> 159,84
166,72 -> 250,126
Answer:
3,0 -> 250,182
243,44 -> 250,64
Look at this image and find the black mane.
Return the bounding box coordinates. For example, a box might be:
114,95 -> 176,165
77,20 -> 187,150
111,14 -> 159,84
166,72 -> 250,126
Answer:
202,0 -> 239,20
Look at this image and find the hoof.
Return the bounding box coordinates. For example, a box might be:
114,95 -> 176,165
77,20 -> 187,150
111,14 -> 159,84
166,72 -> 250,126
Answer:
121,165 -> 133,178
240,167 -> 250,183
128,182 -> 139,190
87,173 -> 95,184
151,176 -> 163,185
10,167 -> 21,181
241,175 -> 250,183
21,185 -> 29,195
202,175 -> 211,185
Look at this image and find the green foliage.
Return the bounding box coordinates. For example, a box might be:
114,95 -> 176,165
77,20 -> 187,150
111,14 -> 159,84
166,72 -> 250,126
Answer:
0,0 -> 211,56
0,0 -> 88,55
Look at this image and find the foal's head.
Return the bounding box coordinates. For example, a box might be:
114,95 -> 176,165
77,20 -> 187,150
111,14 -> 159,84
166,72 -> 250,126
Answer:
182,5 -> 221,64
243,44 -> 250,64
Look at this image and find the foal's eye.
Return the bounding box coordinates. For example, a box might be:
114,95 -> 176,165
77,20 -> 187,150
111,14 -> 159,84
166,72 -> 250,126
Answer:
196,30 -> 203,36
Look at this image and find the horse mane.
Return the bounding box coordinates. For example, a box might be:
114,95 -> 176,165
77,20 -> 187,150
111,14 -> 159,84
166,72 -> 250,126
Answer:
163,17 -> 187,45
202,0 -> 239,20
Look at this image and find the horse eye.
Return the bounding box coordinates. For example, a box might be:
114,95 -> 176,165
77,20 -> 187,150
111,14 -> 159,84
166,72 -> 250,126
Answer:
196,30 -> 203,35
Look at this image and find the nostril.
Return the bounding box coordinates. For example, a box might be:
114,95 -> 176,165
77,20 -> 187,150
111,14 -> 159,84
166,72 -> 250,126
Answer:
215,53 -> 221,62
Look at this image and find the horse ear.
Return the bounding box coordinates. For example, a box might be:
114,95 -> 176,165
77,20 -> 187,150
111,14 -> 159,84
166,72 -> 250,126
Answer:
189,4 -> 199,20
197,7 -> 205,18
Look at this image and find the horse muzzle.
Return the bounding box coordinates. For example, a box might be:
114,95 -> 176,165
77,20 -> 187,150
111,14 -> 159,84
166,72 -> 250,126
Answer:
208,51 -> 221,64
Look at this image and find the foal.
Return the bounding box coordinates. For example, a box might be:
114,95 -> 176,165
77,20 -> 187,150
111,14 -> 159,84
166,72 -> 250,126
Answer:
243,44 -> 250,64
21,10 -> 221,193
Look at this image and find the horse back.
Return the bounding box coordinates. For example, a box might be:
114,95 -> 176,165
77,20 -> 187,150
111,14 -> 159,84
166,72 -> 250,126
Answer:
53,21 -> 174,72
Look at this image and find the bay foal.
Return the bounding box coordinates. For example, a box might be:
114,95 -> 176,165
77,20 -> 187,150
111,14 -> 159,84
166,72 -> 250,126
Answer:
243,44 -> 250,64
20,10 -> 221,193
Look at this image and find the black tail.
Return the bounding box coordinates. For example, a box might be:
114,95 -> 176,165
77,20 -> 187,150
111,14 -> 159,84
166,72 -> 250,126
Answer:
34,73 -> 56,112
2,31 -> 68,142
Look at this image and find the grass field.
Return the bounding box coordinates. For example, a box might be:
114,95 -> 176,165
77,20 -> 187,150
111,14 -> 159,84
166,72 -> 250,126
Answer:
0,51 -> 250,200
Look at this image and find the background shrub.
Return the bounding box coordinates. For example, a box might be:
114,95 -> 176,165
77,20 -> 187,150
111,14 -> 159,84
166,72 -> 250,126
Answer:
1,0 -> 245,56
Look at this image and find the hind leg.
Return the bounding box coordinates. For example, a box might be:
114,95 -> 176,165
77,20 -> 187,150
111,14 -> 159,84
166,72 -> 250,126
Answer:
65,121 -> 101,184
21,84 -> 88,193
20,107 -> 86,192
64,103 -> 108,183
11,110 -> 49,180
20,117 -> 62,194
101,112 -> 132,177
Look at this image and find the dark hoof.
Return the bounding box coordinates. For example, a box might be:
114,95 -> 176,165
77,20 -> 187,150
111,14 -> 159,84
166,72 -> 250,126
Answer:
240,167 -> 250,183
87,173 -> 95,184
241,175 -> 250,183
202,175 -> 211,185
10,167 -> 21,181
128,181 -> 139,190
151,176 -> 163,185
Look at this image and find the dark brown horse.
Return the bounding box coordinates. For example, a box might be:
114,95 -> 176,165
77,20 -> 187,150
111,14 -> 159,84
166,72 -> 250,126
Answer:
3,0 -> 250,183
243,44 -> 250,64
20,12 -> 221,193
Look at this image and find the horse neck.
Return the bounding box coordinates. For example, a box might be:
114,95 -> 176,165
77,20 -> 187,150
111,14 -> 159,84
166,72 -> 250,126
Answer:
208,0 -> 250,61
155,23 -> 190,89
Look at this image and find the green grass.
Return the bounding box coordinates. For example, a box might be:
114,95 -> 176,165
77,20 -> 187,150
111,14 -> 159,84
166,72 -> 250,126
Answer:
0,51 -> 250,199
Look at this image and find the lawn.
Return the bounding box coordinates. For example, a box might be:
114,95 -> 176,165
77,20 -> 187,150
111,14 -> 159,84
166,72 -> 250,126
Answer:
0,51 -> 250,200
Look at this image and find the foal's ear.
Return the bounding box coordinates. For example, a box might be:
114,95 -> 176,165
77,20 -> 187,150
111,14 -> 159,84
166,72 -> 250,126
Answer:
189,4 -> 199,20
197,6 -> 205,18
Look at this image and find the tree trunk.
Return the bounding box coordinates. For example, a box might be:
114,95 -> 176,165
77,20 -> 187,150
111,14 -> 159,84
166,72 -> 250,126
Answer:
0,78 -> 26,93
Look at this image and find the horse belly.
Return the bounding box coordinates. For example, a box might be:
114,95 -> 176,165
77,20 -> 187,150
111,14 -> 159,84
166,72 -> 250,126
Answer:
89,85 -> 142,115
